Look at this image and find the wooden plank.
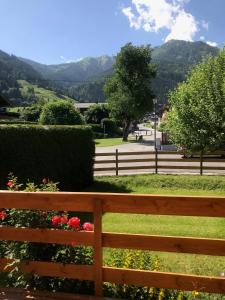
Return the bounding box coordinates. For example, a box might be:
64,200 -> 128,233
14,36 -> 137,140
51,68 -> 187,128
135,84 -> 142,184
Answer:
94,167 -> 116,172
0,191 -> 94,212
203,166 -> 225,170
0,258 -> 94,281
93,199 -> 103,297
103,267 -> 225,294
103,233 -> 225,256
158,165 -> 201,170
118,166 -> 155,170
0,226 -> 94,246
100,193 -> 225,217
1,192 -> 225,217
118,158 -> 155,163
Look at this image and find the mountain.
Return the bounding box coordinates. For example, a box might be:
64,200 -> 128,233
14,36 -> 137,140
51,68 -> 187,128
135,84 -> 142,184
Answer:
0,50 -> 43,104
0,40 -> 219,106
75,40 -> 218,104
20,55 -> 114,83
22,40 -> 218,105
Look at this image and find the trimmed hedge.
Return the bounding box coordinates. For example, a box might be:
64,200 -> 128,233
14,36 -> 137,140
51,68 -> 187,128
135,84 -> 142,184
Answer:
0,125 -> 95,191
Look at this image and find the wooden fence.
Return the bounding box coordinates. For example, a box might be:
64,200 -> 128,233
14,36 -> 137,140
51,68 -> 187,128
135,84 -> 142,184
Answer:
94,150 -> 225,175
0,191 -> 225,297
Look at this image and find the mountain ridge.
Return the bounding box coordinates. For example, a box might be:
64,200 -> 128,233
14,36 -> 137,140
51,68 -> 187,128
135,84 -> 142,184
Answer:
0,40 -> 220,105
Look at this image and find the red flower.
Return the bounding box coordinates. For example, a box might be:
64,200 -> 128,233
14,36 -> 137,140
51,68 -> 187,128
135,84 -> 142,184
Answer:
67,217 -> 80,229
60,216 -> 68,224
0,211 -> 7,220
71,241 -> 76,247
83,222 -> 94,231
7,181 -> 14,188
51,215 -> 61,226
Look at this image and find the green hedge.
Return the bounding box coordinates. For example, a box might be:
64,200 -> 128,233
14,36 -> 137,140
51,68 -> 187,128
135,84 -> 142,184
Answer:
0,125 -> 95,191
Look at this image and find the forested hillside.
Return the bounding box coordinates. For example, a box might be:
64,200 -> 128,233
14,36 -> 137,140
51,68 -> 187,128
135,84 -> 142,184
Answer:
0,40 -> 219,106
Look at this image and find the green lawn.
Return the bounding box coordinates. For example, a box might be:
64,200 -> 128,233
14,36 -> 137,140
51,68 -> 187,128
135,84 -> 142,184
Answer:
86,174 -> 225,277
95,137 -> 137,147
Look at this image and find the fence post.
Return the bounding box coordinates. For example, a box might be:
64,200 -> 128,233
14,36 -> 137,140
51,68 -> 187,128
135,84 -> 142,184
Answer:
155,148 -> 158,174
200,151 -> 203,176
94,198 -> 103,297
116,149 -> 119,176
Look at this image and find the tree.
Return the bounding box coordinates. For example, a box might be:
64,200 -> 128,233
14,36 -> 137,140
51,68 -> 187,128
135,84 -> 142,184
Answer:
39,100 -> 84,125
84,103 -> 109,124
104,43 -> 156,141
167,49 -> 225,152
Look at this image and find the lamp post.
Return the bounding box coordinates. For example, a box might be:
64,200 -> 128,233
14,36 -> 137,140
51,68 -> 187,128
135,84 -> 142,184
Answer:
153,99 -> 157,150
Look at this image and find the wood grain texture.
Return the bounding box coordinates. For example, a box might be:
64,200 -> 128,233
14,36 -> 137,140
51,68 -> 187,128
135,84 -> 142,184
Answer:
0,226 -> 94,246
0,258 -> 94,281
0,191 -> 94,211
103,233 -> 225,256
1,192 -> 225,217
93,199 -> 103,297
103,267 -> 225,294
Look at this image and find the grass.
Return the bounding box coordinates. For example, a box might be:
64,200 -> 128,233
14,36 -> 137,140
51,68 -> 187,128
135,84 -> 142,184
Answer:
85,174 -> 225,277
95,137 -> 136,147
18,80 -> 76,103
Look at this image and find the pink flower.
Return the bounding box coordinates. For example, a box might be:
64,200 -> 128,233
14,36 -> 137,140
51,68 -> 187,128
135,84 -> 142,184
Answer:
42,178 -> 48,184
0,211 -> 7,220
7,181 -> 14,188
60,216 -> 68,224
83,222 -> 94,231
51,215 -> 61,226
67,217 -> 80,229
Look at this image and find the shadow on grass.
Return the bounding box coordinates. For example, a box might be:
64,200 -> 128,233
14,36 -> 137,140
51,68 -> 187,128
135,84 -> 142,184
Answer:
83,179 -> 132,193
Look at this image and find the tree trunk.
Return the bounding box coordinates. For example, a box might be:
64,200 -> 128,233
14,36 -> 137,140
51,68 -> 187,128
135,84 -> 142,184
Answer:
122,120 -> 131,141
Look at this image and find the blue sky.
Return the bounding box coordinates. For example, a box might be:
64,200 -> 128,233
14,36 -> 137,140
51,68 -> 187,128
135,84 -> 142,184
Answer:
0,0 -> 224,64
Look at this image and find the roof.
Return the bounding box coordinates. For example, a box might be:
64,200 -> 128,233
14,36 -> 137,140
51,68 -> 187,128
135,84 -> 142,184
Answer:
0,94 -> 10,107
74,102 -> 106,109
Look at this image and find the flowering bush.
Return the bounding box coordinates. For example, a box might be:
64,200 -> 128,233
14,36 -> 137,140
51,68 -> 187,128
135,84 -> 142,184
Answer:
0,174 -> 94,295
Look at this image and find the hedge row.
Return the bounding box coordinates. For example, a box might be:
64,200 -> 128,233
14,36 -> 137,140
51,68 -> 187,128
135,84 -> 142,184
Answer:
0,125 -> 95,191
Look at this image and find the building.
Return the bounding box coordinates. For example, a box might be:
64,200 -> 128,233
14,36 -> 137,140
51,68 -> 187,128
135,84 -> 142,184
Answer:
74,102 -> 106,114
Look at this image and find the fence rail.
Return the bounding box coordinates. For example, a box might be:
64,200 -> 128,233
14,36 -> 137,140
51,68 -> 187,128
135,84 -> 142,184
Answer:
94,150 -> 225,175
0,191 -> 225,297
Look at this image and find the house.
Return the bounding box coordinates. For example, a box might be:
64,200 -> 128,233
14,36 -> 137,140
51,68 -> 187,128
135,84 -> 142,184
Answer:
74,102 -> 106,114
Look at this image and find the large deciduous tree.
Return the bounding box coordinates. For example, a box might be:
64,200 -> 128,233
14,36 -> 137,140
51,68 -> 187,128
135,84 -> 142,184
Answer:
104,43 -> 156,141
167,49 -> 225,152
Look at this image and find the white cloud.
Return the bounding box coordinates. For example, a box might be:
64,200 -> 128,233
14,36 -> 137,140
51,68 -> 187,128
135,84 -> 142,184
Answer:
60,56 -> 83,63
206,41 -> 218,47
122,0 -> 207,42
165,10 -> 198,42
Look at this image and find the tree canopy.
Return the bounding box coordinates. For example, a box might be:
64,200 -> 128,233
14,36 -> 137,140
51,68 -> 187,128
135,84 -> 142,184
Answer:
167,49 -> 225,152
39,100 -> 84,125
84,103 -> 109,124
104,43 -> 156,140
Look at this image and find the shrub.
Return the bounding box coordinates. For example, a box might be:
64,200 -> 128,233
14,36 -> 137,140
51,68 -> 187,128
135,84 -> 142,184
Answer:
0,125 -> 95,191
0,175 -> 94,295
21,105 -> 42,122
101,118 -> 122,137
84,103 -> 109,124
39,100 -> 84,125
104,249 -> 187,299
